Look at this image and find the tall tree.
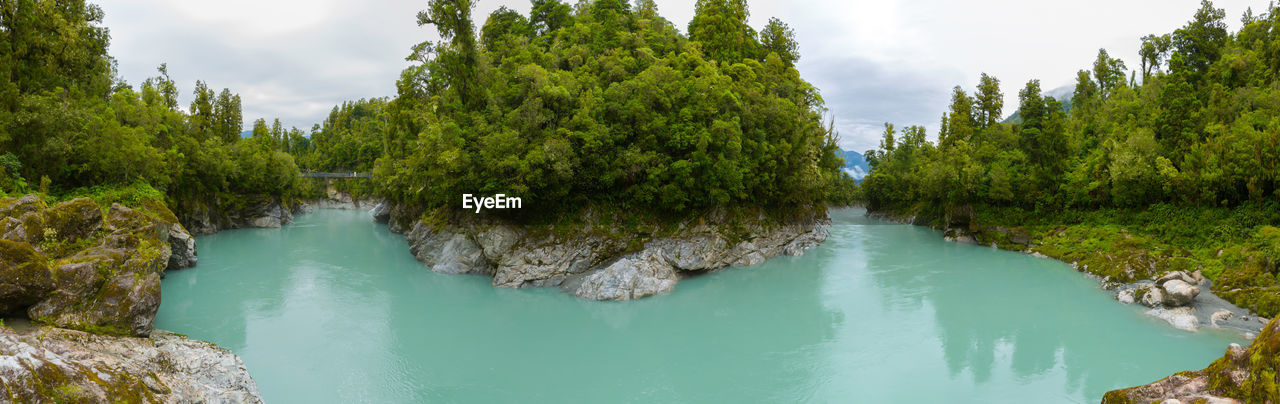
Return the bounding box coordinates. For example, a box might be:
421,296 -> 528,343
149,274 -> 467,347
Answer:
417,0 -> 482,108
213,89 -> 243,143
1139,34 -> 1172,80
1170,0 -> 1227,80
688,0 -> 758,63
973,73 -> 1003,129
759,17 -> 798,66
530,0 -> 573,37
940,87 -> 974,147
189,80 -> 215,140
1092,49 -> 1127,99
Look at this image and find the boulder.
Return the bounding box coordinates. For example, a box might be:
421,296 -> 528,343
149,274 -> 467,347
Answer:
1157,271 -> 1198,287
0,194 -> 46,218
568,251 -> 679,300
1141,285 -> 1165,307
1161,279 -> 1201,307
42,198 -> 102,243
371,202 -> 392,223
0,326 -> 262,403
1117,288 -> 1137,304
0,240 -> 56,314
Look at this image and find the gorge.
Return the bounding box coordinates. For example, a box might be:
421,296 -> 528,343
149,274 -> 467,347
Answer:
149,207 -> 1251,403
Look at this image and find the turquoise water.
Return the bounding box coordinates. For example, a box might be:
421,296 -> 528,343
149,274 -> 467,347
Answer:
155,208 -> 1241,403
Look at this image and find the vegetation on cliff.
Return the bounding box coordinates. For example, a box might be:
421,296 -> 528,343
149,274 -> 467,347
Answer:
284,0 -> 853,217
860,1 -> 1280,317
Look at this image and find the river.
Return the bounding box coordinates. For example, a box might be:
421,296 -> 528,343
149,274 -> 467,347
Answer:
154,208 -> 1241,403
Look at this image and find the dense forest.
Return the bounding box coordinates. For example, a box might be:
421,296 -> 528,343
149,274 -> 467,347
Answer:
365,0 -> 852,214
1,0 -> 855,218
0,0 -> 304,206
861,0 -> 1280,316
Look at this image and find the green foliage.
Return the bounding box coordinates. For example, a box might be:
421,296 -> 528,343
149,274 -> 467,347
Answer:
759,17 -> 798,67
865,1 -> 1280,211
0,3 -> 306,219
374,0 -> 843,216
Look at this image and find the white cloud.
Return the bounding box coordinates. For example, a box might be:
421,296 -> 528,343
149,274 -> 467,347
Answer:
100,0 -> 1266,150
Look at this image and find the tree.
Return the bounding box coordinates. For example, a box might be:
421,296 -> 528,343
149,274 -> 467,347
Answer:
1139,34 -> 1172,80
759,17 -> 798,66
481,6 -> 532,50
973,73 -> 1003,129
530,0 -> 573,37
1092,49 -> 1127,99
688,0 -> 758,63
416,0 -> 482,108
1170,0 -> 1227,80
940,87 -> 974,147
189,80 -> 216,140
213,89 -> 243,143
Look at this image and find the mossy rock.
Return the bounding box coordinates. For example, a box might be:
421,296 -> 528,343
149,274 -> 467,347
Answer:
41,198 -> 102,244
1104,318 -> 1280,403
0,240 -> 56,314
0,194 -> 47,220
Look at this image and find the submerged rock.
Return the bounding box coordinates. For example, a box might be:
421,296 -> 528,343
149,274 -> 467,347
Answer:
0,325 -> 262,403
1146,307 -> 1199,331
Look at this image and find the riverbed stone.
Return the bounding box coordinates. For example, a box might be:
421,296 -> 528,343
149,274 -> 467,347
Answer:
1141,285 -> 1165,307
1161,279 -> 1201,307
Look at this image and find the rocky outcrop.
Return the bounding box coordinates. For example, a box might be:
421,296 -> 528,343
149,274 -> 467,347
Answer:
0,325 -> 261,403
0,196 -> 192,336
394,207 -> 829,300
175,195 -> 294,236
1102,317 -> 1280,404
295,184 -> 381,212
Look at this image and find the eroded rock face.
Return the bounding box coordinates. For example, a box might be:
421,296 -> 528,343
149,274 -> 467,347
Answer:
1103,318 -> 1280,403
175,196 -> 294,236
395,207 -> 830,300
0,325 -> 262,403
167,223 -> 198,270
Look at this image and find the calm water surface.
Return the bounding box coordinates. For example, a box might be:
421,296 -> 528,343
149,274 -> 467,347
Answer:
155,208 -> 1241,403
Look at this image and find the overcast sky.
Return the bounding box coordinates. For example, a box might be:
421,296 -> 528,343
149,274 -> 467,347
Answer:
101,0 -> 1264,152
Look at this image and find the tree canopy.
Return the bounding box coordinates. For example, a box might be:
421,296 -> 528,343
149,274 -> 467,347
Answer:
862,0 -> 1280,211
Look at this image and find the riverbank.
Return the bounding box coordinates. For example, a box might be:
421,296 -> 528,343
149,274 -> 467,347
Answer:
864,203 -> 1273,338
382,204 -> 829,300
0,192 -> 265,402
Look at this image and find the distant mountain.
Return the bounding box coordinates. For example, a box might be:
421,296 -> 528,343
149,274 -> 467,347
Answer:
1002,83 -> 1074,124
240,130 -> 253,139
837,149 -> 870,182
